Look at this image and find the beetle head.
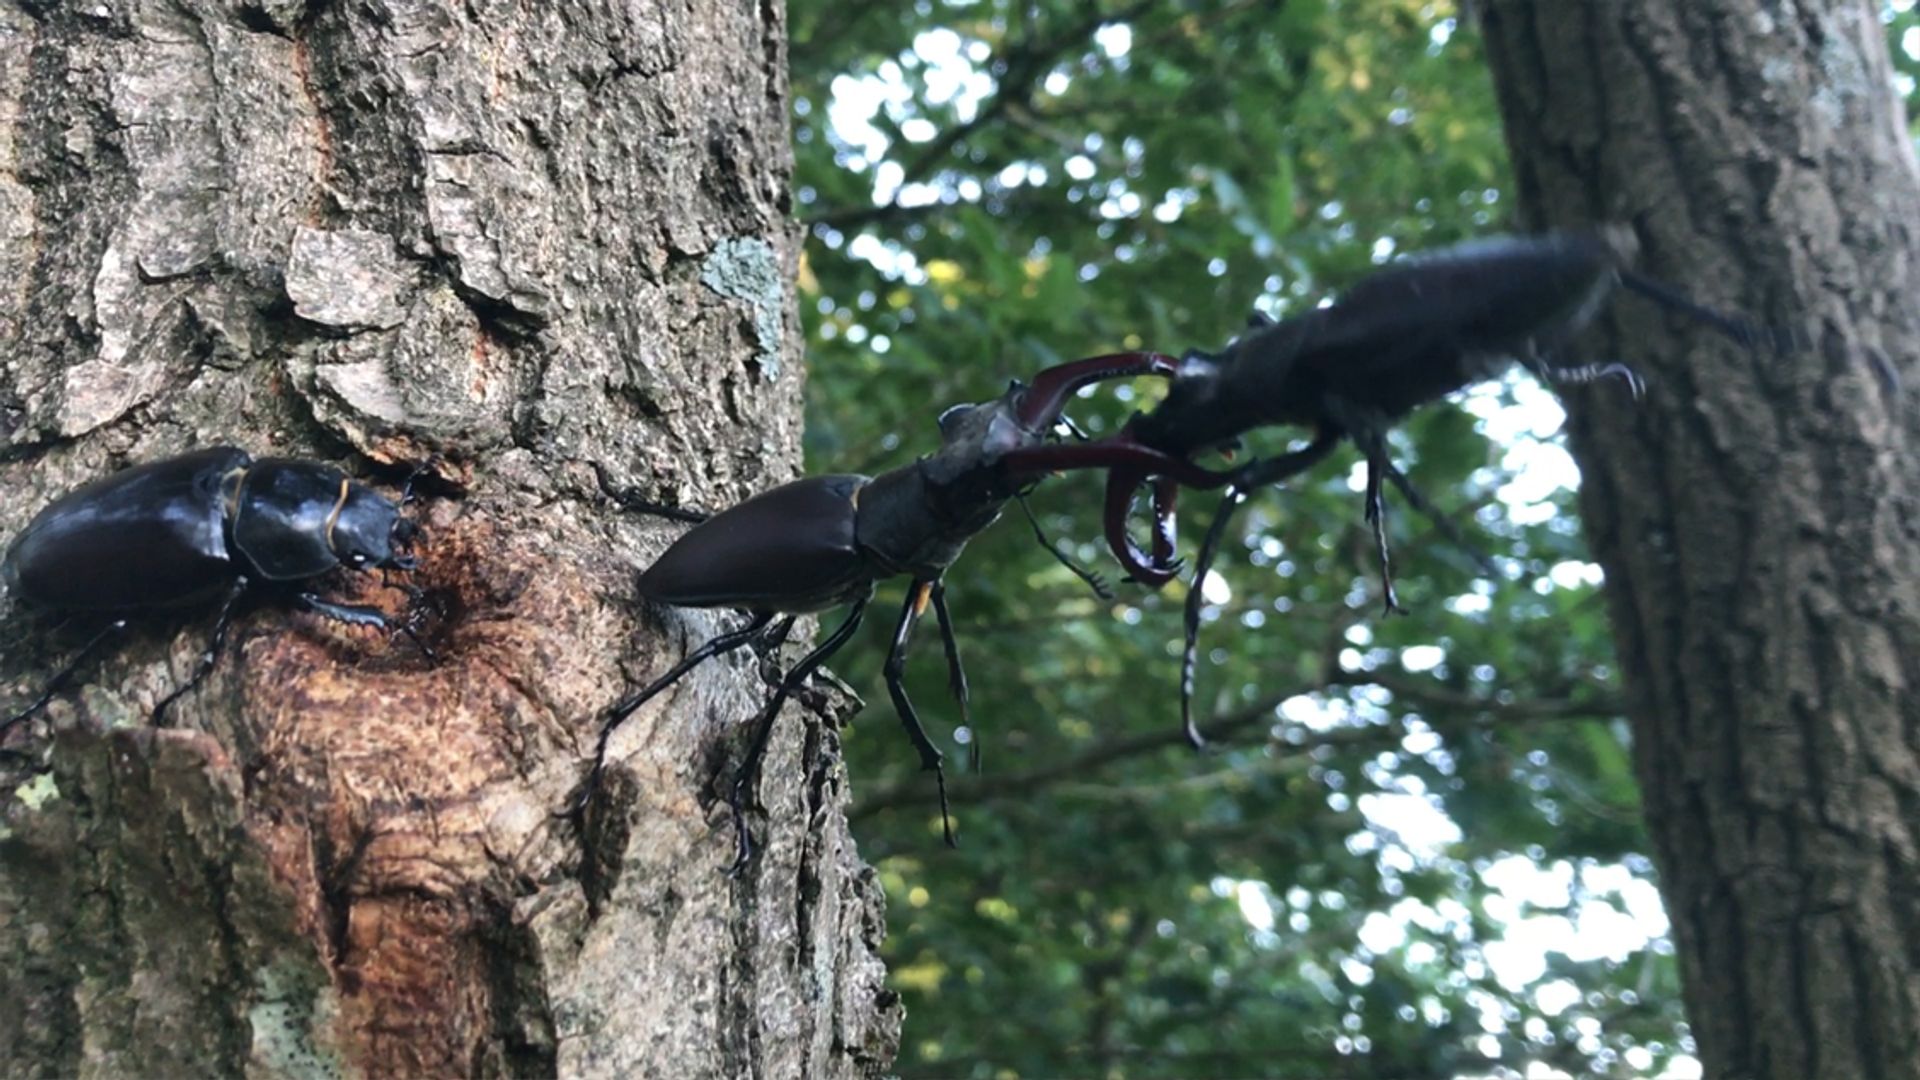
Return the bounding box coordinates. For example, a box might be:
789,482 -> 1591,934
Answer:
331,484 -> 417,571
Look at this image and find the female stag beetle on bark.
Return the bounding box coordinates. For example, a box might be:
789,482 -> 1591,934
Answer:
994,227 -> 1785,747
1,446 -> 428,738
576,351 -> 1185,872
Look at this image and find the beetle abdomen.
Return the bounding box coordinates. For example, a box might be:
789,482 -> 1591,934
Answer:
638,474 -> 875,613
2,447 -> 251,610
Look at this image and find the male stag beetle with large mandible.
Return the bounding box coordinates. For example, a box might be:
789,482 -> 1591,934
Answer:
997,227 -> 1789,747
0,446 -> 432,740
573,351 -> 1190,871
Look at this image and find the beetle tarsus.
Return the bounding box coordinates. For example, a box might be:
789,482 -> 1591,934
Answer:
1541,359 -> 1646,400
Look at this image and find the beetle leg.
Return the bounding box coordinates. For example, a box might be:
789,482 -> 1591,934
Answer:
750,615 -> 799,680
1224,427 -> 1344,490
0,618 -> 131,743
1376,459 -> 1501,580
1361,446 -> 1404,616
295,593 -> 391,629
590,461 -> 709,524
729,600 -> 868,875
1014,492 -> 1112,599
879,582 -> 956,849
1618,270 -> 1778,351
298,590 -> 447,663
1316,401 -> 1404,617
927,581 -> 976,774
1182,488 -> 1246,751
569,610 -> 776,818
153,579 -> 250,727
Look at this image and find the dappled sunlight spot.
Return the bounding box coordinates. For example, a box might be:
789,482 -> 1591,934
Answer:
1358,910 -> 1406,953
1484,917 -> 1572,988
1532,977 -> 1582,1017
1359,791 -> 1463,858
1447,590 -> 1493,616
974,896 -> 1019,923
1094,23 -> 1132,59
1236,880 -> 1275,931
1483,854 -> 1575,909
1497,441 -> 1578,509
1401,643 -> 1445,671
1548,559 -> 1605,590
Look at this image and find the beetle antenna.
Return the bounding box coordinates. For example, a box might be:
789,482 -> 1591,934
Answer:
1015,492 -> 1113,599
1182,489 -> 1245,750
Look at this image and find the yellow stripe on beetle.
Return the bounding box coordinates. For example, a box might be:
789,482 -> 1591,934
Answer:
323,477 -> 350,549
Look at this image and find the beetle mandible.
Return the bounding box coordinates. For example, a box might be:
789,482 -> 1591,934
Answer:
1,446 -> 426,736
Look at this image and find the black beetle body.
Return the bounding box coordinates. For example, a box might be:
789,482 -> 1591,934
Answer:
2,446 -> 421,732
3,447 -> 251,611
1133,230 -> 1647,458
636,475 -> 873,614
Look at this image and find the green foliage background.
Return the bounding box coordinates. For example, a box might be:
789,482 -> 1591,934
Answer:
787,2 -> 1920,1076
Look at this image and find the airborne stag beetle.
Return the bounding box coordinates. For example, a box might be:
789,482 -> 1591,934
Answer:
996,227 -> 1784,745
1,446 -> 427,737
576,352 -> 1186,871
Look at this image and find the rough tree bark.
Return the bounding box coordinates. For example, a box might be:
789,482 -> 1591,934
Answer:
0,0 -> 899,1076
1481,1 -> 1919,1076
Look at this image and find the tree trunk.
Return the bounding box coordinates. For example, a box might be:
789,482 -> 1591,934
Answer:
0,1 -> 899,1076
1481,1 -> 1920,1075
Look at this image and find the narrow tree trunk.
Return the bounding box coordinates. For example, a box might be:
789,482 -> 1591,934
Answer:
1481,1 -> 1920,1075
0,1 -> 899,1075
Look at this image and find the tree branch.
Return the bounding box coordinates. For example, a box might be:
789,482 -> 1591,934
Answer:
849,668 -> 1623,818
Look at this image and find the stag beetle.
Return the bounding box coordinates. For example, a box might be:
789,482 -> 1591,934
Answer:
1,446 -> 425,736
997,227 -> 1782,745
577,352 -> 1182,871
